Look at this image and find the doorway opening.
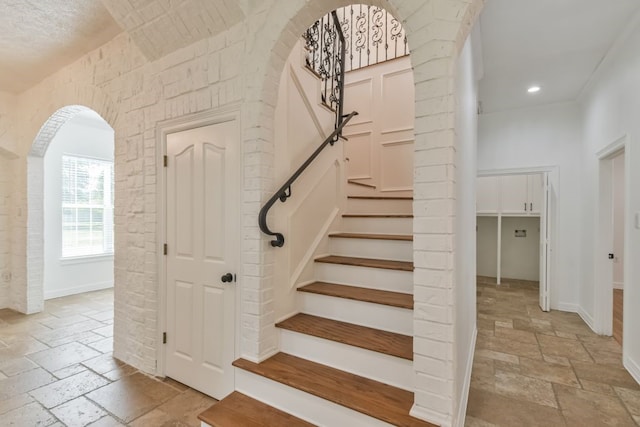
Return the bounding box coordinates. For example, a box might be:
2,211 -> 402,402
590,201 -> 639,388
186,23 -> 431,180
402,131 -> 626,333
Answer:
476,169 -> 554,311
595,138 -> 627,342
28,106 -> 115,354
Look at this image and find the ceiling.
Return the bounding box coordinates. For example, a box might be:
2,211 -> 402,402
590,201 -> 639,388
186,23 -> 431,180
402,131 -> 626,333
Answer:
478,0 -> 640,114
0,1 -> 122,94
1,0 -> 639,104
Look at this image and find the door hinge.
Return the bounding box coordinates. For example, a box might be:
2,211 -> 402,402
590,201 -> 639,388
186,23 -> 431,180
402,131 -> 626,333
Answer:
163,155 -> 168,167
163,244 -> 167,255
163,332 -> 167,344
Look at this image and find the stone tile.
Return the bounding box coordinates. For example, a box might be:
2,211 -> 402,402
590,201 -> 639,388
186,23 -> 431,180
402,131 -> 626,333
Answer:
87,337 -> 113,354
92,325 -> 113,338
467,388 -> 566,426
0,368 -> 56,400
128,408 -> 174,426
543,354 -> 571,367
28,342 -> 101,372
151,388 -> 216,426
494,371 -> 558,408
0,393 -> 34,415
77,332 -> 109,345
52,363 -> 89,380
30,370 -> 110,409
82,353 -> 122,374
51,396 -> 107,427
494,326 -> 538,345
464,415 -> 499,426
0,356 -> 39,376
87,310 -> 114,322
0,401 -> 56,426
101,363 -> 138,381
515,357 -> 580,387
587,348 -> 624,367
479,335 -> 542,359
580,379 -> 616,396
475,349 -> 519,364
0,336 -> 49,356
39,314 -> 93,329
571,361 -> 640,390
614,387 -> 640,416
86,415 -> 125,427
161,377 -> 191,392
537,334 -> 593,362
86,372 -> 179,422
495,320 -> 512,328
32,320 -> 106,347
555,384 -> 636,426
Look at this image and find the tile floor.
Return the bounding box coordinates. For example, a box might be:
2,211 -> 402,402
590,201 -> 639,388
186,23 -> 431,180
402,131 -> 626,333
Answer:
466,277 -> 640,426
0,289 -> 215,426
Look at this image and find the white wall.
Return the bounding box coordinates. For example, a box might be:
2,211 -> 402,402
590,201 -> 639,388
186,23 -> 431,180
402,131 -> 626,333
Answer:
478,102 -> 583,310
500,216 -> 540,282
580,14 -> 640,383
0,157 -> 11,308
613,153 -> 625,288
43,111 -> 114,299
476,216 -> 497,278
454,33 -> 479,427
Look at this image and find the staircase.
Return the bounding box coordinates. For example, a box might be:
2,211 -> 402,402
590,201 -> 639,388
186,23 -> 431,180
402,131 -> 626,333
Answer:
200,196 -> 436,427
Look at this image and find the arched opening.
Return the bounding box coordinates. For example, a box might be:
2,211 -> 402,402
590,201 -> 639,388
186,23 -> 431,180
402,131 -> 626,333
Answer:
27,106 -> 115,324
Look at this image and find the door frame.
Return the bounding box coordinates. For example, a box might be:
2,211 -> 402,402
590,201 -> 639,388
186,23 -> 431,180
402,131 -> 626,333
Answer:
155,106 -> 242,378
477,165 -> 558,311
594,135 -> 627,336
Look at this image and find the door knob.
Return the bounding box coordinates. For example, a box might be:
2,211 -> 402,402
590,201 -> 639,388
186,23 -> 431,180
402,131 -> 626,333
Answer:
221,273 -> 234,283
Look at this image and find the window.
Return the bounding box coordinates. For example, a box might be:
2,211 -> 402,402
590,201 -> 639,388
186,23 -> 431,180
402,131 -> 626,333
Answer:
61,155 -> 114,258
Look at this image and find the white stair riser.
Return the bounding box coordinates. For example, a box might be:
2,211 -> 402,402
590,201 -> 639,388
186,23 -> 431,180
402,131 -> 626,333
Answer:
235,369 -> 394,427
279,330 -> 414,391
342,217 -> 412,234
315,263 -> 413,293
299,292 -> 412,335
330,237 -> 413,262
347,198 -> 412,214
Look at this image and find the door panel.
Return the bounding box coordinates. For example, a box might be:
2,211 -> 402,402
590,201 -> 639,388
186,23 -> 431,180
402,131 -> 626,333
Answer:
500,175 -> 528,214
165,119 -> 237,399
539,173 -> 550,312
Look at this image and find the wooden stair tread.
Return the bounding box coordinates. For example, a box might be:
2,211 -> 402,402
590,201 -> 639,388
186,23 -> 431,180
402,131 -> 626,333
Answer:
233,353 -> 435,427
343,213 -> 413,218
348,196 -> 413,200
347,179 -> 376,189
329,232 -> 413,241
198,391 -> 314,427
316,255 -> 413,271
299,282 -> 413,309
276,313 -> 412,360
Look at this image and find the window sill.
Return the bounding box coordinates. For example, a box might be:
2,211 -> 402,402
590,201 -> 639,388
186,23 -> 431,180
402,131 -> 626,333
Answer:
59,254 -> 114,265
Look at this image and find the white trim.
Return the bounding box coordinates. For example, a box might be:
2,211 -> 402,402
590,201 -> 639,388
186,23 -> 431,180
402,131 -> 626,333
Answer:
59,254 -> 114,265
44,280 -> 113,300
623,355 -> 640,386
454,328 -> 477,427
410,404 -> 450,427
613,282 -> 624,290
578,306 -> 596,332
556,302 -> 579,312
155,104 -> 242,377
596,134 -> 626,159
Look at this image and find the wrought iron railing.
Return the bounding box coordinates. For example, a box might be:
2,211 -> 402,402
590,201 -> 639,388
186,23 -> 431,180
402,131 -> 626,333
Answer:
336,5 -> 409,72
303,11 -> 347,129
259,12 -> 355,247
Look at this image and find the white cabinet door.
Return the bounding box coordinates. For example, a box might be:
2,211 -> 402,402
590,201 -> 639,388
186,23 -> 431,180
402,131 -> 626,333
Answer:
477,176 -> 500,214
500,175 -> 528,214
528,174 -> 543,215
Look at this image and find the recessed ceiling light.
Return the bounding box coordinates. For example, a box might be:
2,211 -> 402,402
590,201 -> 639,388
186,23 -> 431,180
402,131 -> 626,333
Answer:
528,86 -> 541,94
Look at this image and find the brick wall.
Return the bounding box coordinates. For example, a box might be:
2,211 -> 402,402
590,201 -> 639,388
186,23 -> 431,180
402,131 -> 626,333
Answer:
0,0 -> 483,424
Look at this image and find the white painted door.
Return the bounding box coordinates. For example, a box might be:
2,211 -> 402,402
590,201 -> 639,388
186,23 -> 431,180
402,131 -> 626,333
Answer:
165,120 -> 238,399
528,174 -> 543,215
539,173 -> 550,312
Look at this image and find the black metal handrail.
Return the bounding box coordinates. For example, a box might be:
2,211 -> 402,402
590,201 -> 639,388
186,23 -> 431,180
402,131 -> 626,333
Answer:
258,111 -> 358,247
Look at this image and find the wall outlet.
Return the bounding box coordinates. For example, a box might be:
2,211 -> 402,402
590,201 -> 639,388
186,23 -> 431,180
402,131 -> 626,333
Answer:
1,272 -> 11,283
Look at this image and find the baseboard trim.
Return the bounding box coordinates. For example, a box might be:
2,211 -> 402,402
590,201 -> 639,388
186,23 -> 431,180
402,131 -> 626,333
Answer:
44,281 -> 113,300
410,403 -> 450,427
556,302 -> 578,312
577,306 -> 595,331
455,328 -> 477,427
623,355 -> 640,386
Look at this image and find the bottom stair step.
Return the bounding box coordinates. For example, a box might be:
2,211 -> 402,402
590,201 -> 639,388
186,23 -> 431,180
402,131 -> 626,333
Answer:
233,352 -> 436,427
198,391 -> 314,427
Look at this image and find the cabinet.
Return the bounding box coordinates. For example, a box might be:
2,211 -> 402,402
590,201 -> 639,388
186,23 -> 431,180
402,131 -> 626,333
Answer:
476,174 -> 542,216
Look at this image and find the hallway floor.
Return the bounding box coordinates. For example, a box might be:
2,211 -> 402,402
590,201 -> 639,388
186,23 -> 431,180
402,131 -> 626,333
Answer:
466,277 -> 640,426
0,289 -> 215,426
